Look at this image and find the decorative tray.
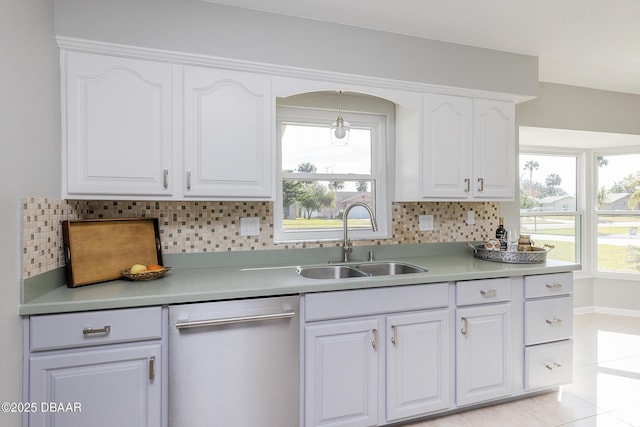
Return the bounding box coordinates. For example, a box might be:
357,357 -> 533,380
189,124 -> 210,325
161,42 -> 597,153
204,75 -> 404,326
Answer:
121,267 -> 171,281
468,243 -> 554,264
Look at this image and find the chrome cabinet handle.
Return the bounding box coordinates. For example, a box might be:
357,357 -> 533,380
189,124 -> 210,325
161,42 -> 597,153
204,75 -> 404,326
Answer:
176,310 -> 295,329
149,356 -> 156,381
163,169 -> 169,188
464,178 -> 470,192
546,318 -> 562,326
372,328 -> 379,350
545,362 -> 562,370
391,325 -> 398,345
480,289 -> 497,297
546,283 -> 563,290
82,325 -> 111,336
186,171 -> 191,190
460,317 -> 469,335
477,178 -> 484,192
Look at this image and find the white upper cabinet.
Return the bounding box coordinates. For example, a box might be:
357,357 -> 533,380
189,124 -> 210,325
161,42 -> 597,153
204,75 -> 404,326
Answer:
63,52 -> 174,198
421,94 -> 472,198
397,93 -> 515,201
62,51 -> 273,200
183,66 -> 273,199
472,98 -> 515,199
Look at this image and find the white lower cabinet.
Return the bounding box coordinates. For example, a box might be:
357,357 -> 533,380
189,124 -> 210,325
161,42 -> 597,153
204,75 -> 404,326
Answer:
385,310 -> 450,421
455,278 -> 513,406
523,273 -> 574,391
26,307 -> 163,427
305,318 -> 380,427
455,302 -> 512,406
303,284 -> 450,427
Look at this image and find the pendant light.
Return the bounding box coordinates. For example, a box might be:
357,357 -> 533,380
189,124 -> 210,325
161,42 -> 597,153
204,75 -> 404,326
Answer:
330,90 -> 350,146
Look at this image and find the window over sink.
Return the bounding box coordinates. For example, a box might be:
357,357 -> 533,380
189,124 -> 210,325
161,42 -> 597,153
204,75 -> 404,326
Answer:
275,92 -> 392,243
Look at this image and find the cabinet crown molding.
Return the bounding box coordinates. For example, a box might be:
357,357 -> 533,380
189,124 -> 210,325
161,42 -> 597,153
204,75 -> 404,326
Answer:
56,36 -> 530,103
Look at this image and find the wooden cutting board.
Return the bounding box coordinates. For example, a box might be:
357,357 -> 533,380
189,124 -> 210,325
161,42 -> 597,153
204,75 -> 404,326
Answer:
62,218 -> 162,287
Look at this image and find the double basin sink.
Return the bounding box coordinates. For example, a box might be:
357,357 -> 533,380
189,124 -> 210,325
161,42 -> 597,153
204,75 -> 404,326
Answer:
297,261 -> 427,279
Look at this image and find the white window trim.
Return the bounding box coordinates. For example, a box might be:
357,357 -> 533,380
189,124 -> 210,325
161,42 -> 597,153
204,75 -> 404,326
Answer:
593,147 -> 640,279
519,147 -> 586,273
275,106 -> 389,243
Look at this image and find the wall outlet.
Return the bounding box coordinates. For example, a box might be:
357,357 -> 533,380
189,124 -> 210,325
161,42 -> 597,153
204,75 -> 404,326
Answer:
467,210 -> 476,225
419,214 -> 434,231
240,217 -> 260,236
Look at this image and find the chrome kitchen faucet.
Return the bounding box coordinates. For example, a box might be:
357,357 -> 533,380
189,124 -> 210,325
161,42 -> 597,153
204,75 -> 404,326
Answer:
342,202 -> 378,263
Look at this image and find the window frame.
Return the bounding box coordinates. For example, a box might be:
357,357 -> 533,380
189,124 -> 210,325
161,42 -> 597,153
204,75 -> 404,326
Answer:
593,147 -> 640,279
275,106 -> 389,243
519,147 -> 586,270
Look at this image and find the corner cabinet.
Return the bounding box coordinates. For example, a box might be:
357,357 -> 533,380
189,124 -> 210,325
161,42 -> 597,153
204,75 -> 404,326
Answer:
183,66 -> 273,198
63,51 -> 175,198
25,307 -> 164,427
61,51 -> 274,200
397,93 -> 515,201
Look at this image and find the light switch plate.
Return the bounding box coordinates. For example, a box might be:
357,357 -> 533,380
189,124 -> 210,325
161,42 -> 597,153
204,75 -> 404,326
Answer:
419,214 -> 434,231
240,217 -> 260,236
467,210 -> 476,225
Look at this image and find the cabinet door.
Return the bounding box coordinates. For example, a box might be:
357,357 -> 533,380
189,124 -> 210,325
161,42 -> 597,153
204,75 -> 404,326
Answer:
472,99 -> 515,199
29,343 -> 161,427
456,303 -> 512,406
305,318 -> 379,427
386,310 -> 450,422
64,51 -> 174,197
183,66 -> 273,198
421,93 -> 472,198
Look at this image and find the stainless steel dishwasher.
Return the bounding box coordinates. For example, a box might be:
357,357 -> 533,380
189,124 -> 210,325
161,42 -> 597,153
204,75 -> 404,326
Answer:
168,295 -> 299,427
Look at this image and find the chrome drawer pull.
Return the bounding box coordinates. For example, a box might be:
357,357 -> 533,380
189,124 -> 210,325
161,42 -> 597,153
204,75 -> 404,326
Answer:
176,310 -> 295,329
546,318 -> 562,326
480,289 -> 497,297
82,325 -> 111,336
545,362 -> 562,370
545,283 -> 563,290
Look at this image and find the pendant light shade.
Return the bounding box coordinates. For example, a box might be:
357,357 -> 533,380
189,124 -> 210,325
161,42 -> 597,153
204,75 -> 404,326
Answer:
330,90 -> 350,146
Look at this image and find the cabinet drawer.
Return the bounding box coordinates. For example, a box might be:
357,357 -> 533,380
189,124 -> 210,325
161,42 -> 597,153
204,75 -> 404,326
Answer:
456,278 -> 511,306
30,306 -> 162,352
524,297 -> 573,345
525,340 -> 573,390
304,283 -> 448,322
524,272 -> 573,298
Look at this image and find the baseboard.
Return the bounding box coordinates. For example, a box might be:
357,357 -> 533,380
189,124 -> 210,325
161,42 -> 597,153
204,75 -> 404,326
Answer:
574,306 -> 595,316
574,305 -> 640,317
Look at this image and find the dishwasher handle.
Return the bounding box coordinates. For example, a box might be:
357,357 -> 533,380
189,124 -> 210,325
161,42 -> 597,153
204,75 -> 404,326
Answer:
175,309 -> 295,330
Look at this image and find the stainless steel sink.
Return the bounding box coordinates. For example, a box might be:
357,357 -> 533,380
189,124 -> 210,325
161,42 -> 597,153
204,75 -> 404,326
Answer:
353,261 -> 427,276
296,265 -> 369,279
297,261 -> 427,279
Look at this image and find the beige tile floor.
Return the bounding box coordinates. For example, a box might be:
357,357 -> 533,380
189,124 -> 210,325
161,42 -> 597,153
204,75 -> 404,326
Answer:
402,313 -> 640,427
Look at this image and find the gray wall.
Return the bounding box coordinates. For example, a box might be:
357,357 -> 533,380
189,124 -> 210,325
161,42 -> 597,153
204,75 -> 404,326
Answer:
517,82 -> 640,135
53,0 -> 538,97
1,0 -> 60,424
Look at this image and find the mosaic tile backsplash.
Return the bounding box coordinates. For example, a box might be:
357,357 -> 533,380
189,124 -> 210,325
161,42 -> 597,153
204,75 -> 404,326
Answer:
22,197 -> 500,279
